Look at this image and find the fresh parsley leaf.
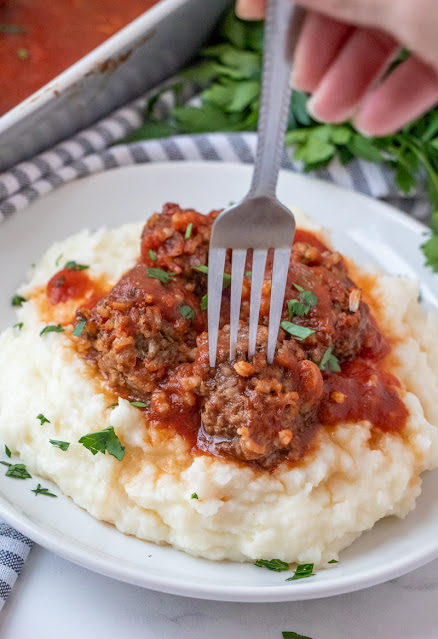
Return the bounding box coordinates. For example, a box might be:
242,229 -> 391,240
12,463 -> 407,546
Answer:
287,298 -> 310,319
49,440 -> 70,451
64,261 -> 89,271
191,493 -> 198,499
73,319 -> 86,337
0,24 -> 25,34
319,347 -> 341,373
185,223 -> 193,239
148,249 -> 157,261
193,264 -> 231,287
328,559 -> 338,564
255,559 -> 289,572
129,401 -> 149,408
147,267 -> 175,284
5,446 -> 11,458
293,284 -> 317,307
1,462 -> 31,479
40,324 -> 65,336
17,47 -> 28,60
180,303 -> 195,321
200,294 -> 208,311
286,563 -> 315,581
281,321 -> 316,341
13,322 -> 23,330
11,295 -> 26,307
78,426 -> 125,461
37,414 -> 50,425
421,233 -> 438,272
282,632 -> 313,639
31,483 -> 57,497
193,264 -> 209,274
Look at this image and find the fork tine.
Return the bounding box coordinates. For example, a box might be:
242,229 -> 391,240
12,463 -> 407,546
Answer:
248,249 -> 268,359
267,248 -> 291,364
208,247 -> 226,368
229,249 -> 247,361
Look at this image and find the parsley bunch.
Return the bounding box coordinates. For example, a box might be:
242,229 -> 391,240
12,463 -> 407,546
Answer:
118,10 -> 438,272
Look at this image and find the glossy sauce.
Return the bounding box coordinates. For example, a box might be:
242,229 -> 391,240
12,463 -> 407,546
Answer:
0,0 -> 159,116
47,267 -> 106,309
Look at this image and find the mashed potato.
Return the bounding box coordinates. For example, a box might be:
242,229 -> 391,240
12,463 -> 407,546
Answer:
0,213 -> 437,566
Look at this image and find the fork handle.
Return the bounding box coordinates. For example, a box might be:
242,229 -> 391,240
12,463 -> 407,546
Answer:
248,0 -> 305,199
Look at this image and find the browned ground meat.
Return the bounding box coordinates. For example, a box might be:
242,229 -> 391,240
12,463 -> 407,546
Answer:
193,324 -> 324,466
75,264 -> 206,400
140,203 -> 221,293
70,204 -> 402,469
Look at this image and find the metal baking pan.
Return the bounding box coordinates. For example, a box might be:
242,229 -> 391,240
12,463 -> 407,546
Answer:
0,0 -> 232,172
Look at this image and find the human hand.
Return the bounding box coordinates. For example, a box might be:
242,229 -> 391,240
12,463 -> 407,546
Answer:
235,0 -> 438,136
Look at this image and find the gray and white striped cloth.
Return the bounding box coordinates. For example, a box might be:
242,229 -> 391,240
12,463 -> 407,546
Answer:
0,86 -> 432,610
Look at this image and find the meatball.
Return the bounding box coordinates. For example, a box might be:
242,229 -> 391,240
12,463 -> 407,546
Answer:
194,324 -> 324,467
140,203 -> 221,287
240,240 -> 379,364
75,264 -> 206,399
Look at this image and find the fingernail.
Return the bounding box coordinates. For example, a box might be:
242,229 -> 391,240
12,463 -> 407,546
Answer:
235,0 -> 255,19
305,96 -> 323,123
352,117 -> 373,138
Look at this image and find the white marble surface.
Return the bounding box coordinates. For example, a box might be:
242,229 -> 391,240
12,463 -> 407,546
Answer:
1,546 -> 438,638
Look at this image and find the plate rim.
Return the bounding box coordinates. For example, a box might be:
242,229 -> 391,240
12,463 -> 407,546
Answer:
0,160 -> 437,602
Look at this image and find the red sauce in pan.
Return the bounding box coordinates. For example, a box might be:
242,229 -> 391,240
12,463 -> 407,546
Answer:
0,0 -> 159,116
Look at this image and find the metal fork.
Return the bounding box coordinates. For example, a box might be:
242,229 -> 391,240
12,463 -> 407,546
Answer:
207,0 -> 304,367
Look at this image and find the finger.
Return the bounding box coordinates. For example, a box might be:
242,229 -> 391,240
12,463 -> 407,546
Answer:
354,56 -> 438,137
284,0 -> 393,31
235,0 -> 266,20
307,28 -> 399,123
293,11 -> 353,92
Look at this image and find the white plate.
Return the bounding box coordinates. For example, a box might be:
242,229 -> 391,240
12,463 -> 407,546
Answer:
0,161 -> 437,602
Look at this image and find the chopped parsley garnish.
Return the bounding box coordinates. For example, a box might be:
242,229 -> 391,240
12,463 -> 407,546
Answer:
31,483 -> 57,497
245,271 -> 252,277
147,267 -> 175,284
0,462 -> 31,479
5,446 -> 11,458
148,249 -> 157,261
285,563 -> 315,581
17,47 -> 28,60
37,414 -> 50,426
107,402 -> 119,409
328,559 -> 338,564
281,321 -> 316,341
55,253 -> 63,266
319,347 -> 341,373
73,319 -> 86,337
193,264 -> 209,274
293,283 -> 317,307
129,401 -> 149,408
64,261 -> 89,271
11,295 -> 26,307
185,222 -> 193,239
282,633 -> 313,639
193,265 -> 231,287
0,24 -> 25,34
49,440 -> 70,451
200,294 -> 208,311
255,559 -> 289,572
180,303 -> 195,321
40,324 -> 65,336
191,493 -> 198,500
13,322 -> 23,330
287,298 -> 310,319
78,426 -> 125,461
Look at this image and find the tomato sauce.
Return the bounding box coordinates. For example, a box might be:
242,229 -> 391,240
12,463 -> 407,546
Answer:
0,0 -> 159,116
47,266 -> 106,309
